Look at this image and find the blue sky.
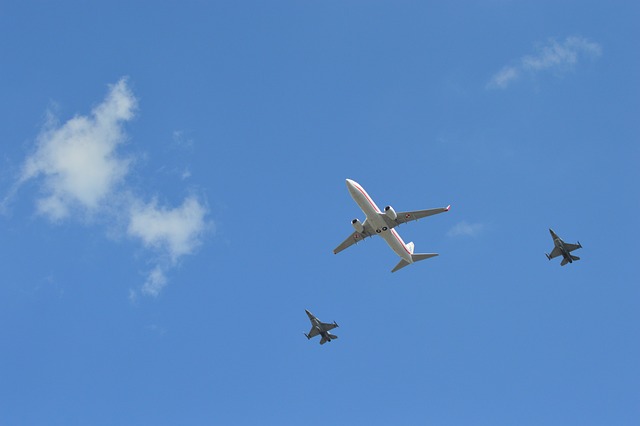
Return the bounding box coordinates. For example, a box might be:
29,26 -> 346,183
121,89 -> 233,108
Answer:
1,1 -> 639,425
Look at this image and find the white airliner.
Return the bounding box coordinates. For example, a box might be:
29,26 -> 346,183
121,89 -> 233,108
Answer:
334,179 -> 450,272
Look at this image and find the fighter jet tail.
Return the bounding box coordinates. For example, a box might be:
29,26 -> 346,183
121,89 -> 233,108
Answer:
319,334 -> 338,345
560,256 -> 580,266
391,253 -> 439,272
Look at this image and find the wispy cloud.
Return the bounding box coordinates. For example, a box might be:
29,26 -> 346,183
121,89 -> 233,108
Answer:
12,78 -> 211,298
19,79 -> 135,221
487,36 -> 602,89
141,265 -> 169,298
447,221 -> 484,238
488,66 -> 520,90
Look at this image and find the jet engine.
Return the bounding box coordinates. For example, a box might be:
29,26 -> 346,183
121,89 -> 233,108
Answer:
384,205 -> 397,221
351,218 -> 364,233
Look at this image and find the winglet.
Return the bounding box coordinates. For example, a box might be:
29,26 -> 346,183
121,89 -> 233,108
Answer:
445,205 -> 451,211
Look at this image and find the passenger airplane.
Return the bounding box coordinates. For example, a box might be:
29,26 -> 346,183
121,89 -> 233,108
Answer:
334,179 -> 450,272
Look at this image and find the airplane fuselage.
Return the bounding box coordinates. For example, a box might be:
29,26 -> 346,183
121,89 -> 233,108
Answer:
552,232 -> 572,263
346,179 -> 414,264
308,313 -> 335,334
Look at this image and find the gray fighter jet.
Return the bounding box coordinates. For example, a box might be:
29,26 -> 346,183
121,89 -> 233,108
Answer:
304,310 -> 339,345
545,228 -> 582,266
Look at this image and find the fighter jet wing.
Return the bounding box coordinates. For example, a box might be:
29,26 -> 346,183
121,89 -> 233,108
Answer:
320,322 -> 338,332
333,224 -> 375,254
547,246 -> 562,259
306,327 -> 320,339
564,243 -> 581,252
381,206 -> 451,229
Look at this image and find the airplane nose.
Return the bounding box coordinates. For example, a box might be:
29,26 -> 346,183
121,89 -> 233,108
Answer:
346,179 -> 359,189
345,179 -> 358,194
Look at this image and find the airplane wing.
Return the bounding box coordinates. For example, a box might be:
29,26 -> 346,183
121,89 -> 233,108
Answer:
333,223 -> 375,254
306,327 -> 320,339
564,243 -> 581,252
547,246 -> 562,259
381,206 -> 451,229
320,322 -> 337,332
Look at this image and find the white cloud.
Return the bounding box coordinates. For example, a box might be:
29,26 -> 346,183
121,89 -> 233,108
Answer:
447,221 -> 484,237
128,196 -> 209,263
19,78 -> 135,220
12,78 -> 211,297
487,36 -> 602,89
521,37 -> 602,71
487,66 -> 520,90
141,266 -> 169,297
128,196 -> 210,298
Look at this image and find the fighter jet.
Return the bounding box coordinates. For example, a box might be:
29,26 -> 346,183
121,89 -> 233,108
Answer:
304,310 -> 339,345
334,179 -> 450,272
545,228 -> 582,266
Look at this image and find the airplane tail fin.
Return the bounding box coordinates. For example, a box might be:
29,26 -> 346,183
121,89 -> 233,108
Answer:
391,253 -> 438,272
406,241 -> 415,254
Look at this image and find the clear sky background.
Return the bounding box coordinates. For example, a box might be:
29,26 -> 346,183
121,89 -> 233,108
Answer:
1,1 -> 639,425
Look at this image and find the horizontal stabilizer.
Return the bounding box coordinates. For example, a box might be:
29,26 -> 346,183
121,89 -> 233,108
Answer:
411,253 -> 438,262
392,259 -> 410,273
319,334 -> 338,345
391,253 -> 438,272
571,255 -> 580,261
